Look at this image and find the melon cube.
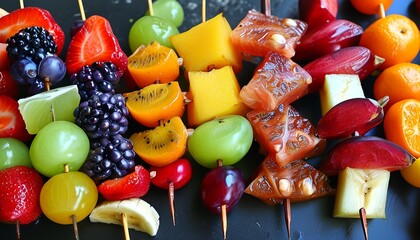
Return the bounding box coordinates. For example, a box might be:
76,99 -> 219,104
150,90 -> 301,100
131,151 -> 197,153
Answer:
187,66 -> 249,127
319,74 -> 365,115
170,13 -> 242,73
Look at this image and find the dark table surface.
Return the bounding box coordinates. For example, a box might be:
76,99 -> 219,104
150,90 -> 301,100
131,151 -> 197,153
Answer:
1,0 -> 420,239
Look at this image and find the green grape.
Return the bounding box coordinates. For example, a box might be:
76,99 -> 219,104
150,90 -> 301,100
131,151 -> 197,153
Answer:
128,15 -> 179,52
187,115 -> 254,168
145,0 -> 185,27
29,121 -> 90,177
0,138 -> 32,170
40,171 -> 98,225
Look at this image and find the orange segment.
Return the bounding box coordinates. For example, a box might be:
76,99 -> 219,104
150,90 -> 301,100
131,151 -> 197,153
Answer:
130,116 -> 188,167
373,63 -> 420,110
350,0 -> 393,15
384,99 -> 420,158
127,41 -> 180,88
359,14 -> 420,70
123,81 -> 185,128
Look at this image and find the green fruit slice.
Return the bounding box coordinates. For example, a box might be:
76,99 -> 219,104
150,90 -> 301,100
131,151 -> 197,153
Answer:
18,85 -> 81,134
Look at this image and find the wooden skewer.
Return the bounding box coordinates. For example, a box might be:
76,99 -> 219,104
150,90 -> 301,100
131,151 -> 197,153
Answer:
77,0 -> 86,21
221,204 -> 227,240
122,213 -> 131,240
168,181 -> 176,226
63,164 -> 80,240
19,0 -> 24,9
359,207 -> 368,240
202,0 -> 206,23
378,3 -> 385,19
283,198 -> 291,240
147,0 -> 154,16
261,0 -> 271,16
16,220 -> 20,240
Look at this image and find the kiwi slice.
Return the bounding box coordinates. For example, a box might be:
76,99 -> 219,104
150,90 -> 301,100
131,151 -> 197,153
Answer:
130,116 -> 187,167
124,81 -> 185,127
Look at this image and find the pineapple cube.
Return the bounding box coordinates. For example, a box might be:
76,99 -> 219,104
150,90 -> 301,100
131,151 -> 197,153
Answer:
319,74 -> 365,115
187,66 -> 249,127
170,13 -> 242,73
333,167 -> 390,219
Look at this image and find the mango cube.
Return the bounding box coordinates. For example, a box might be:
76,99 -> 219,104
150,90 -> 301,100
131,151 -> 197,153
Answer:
170,13 -> 242,73
187,66 -> 249,127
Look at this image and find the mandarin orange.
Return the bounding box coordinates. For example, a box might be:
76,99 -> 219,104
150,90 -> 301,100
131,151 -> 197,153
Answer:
383,98 -> 420,158
359,14 -> 420,70
350,0 -> 393,15
373,63 -> 420,109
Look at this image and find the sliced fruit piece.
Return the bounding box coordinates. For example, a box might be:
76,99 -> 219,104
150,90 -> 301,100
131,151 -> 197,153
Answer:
304,46 -> 384,93
124,81 -> 185,128
317,97 -> 387,139
245,155 -> 334,204
401,157 -> 420,188
293,19 -> 363,62
130,116 -> 188,167
98,165 -> 151,201
66,15 -> 128,76
127,41 -> 180,88
247,104 -> 326,167
0,166 -> 44,224
319,74 -> 365,115
333,167 -> 389,218
187,65 -> 249,127
0,7 -> 65,54
298,0 -> 338,30
0,95 -> 31,142
231,9 -> 307,59
170,13 -> 242,73
320,136 -> 415,176
17,85 -> 80,134
89,198 -> 160,236
239,51 -> 312,111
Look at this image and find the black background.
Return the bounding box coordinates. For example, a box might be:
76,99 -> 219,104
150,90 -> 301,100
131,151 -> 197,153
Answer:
1,0 -> 420,239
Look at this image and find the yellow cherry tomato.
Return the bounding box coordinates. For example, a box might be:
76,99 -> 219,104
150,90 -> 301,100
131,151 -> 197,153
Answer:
401,158 -> 420,188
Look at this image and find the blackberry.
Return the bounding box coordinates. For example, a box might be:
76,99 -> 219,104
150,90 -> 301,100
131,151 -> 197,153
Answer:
82,134 -> 136,182
74,93 -> 129,139
70,62 -> 120,101
6,26 -> 57,64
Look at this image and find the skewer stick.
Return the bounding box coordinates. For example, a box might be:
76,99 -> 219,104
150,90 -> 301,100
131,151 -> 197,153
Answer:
202,0 -> 206,23
63,164 -> 80,240
16,220 -> 20,240
359,207 -> 368,240
378,3 -> 385,19
261,0 -> 271,16
147,0 -> 154,16
221,204 -> 227,240
169,181 -> 176,226
77,0 -> 86,21
19,0 -> 24,9
283,198 -> 291,240
122,213 -> 131,240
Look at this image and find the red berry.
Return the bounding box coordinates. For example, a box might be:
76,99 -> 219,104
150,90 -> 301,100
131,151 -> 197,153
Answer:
0,71 -> 19,99
0,166 -> 44,224
150,158 -> 192,190
66,15 -> 128,76
0,95 -> 31,142
97,165 -> 151,201
0,43 -> 10,71
0,7 -> 65,54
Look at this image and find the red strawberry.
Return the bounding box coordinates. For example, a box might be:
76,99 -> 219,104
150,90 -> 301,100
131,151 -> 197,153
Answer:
66,15 -> 128,76
0,7 -> 65,54
0,71 -> 19,99
0,95 -> 31,142
0,43 -> 10,71
0,166 -> 44,224
98,165 -> 151,201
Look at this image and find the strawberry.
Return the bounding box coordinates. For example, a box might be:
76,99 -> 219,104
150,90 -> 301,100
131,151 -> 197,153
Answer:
0,7 -> 65,54
0,95 -> 31,142
0,43 -> 10,71
98,165 -> 151,201
66,15 -> 128,76
0,71 -> 19,99
0,166 -> 44,224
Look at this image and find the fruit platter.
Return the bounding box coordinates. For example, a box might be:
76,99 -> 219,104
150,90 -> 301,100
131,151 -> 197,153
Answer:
1,0 -> 420,239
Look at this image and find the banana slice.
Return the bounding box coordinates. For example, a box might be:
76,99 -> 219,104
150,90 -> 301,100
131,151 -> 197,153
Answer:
89,198 -> 160,236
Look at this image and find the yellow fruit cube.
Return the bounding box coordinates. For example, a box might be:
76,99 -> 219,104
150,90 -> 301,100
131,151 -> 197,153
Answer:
170,13 -> 242,73
187,66 -> 249,127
